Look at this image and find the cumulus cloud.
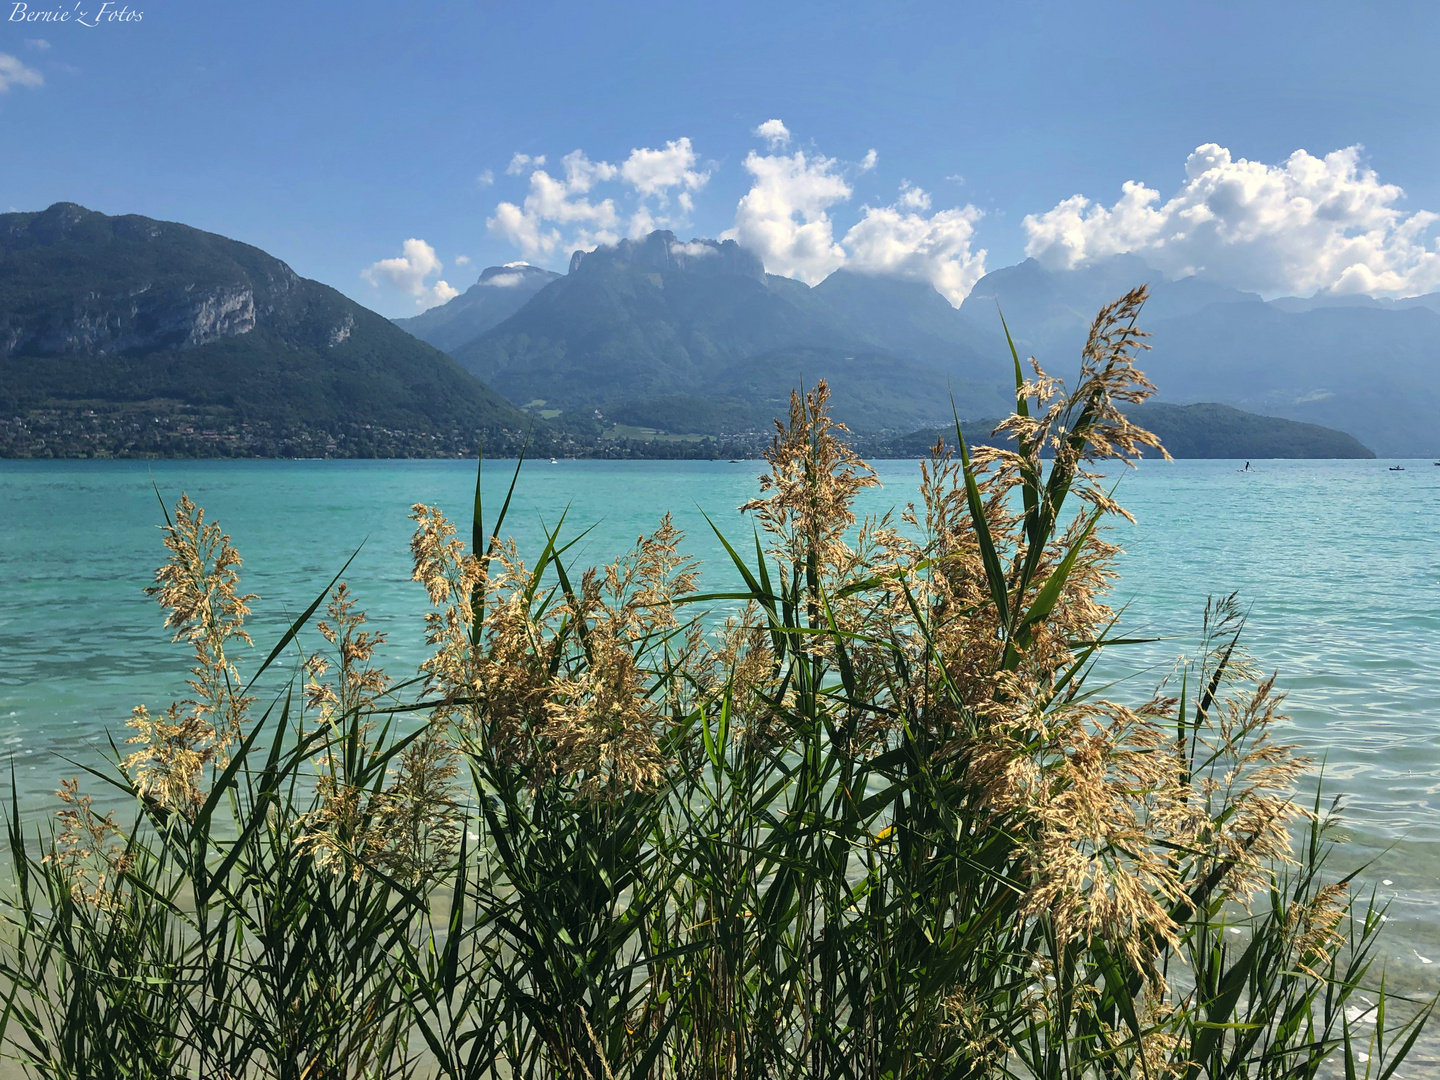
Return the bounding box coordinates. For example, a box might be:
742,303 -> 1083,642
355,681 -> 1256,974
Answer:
486,125 -> 989,304
0,53 -> 44,93
725,127 -> 985,300
454,254 -> 472,266
507,152 -> 545,175
1023,143 -> 1440,297
897,181 -> 930,210
489,137 -> 712,257
621,137 -> 708,198
475,169 -> 494,188
487,151 -> 622,259
724,148 -> 854,283
561,148 -> 618,192
362,238 -> 459,310
843,188 -> 987,304
618,137 -> 711,236
754,119 -> 790,149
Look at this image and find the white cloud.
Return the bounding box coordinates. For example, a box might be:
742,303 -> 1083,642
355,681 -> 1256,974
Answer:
482,271 -> 529,287
24,38 -> 51,50
361,238 -> 458,310
844,188 -> 987,305
897,181 -> 930,210
618,137 -> 711,236
754,119 -> 790,149
507,152 -> 545,175
725,132 -> 985,302
0,53 -> 44,93
475,169 -> 494,187
454,254 -> 472,266
671,240 -> 715,258
627,205 -> 658,239
487,155 -> 621,259
1023,143 -> 1440,297
724,148 -> 853,283
484,127 -> 990,305
561,149 -> 617,192
489,137 -> 711,257
621,137 -> 708,198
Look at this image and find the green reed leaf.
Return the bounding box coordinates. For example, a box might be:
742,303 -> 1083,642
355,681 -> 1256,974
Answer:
952,401 -> 1011,631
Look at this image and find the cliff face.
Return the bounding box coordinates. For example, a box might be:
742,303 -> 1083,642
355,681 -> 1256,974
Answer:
567,231 -> 765,280
0,203 -> 354,359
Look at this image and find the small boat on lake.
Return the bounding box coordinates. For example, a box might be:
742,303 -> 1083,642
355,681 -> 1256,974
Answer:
1389,466 -> 1405,471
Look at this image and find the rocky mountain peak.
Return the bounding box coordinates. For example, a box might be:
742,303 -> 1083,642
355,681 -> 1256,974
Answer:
568,230 -> 765,280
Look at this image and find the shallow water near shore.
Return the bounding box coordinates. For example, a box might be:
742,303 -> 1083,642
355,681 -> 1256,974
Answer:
2,456 -> 1438,993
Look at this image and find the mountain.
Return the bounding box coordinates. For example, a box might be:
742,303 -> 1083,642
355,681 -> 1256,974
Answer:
884,402 -> 1374,459
958,254 -> 1264,361
1,203 -> 532,456
956,255 -> 1439,456
1142,303 -> 1440,457
1267,291 -> 1440,315
811,268 -> 995,365
394,262 -> 560,352
444,230 -> 1014,433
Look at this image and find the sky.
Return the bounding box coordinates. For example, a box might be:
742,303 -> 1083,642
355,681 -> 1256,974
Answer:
4,0 -> 1440,317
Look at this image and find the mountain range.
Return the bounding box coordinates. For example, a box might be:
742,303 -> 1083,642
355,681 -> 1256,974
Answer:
2,203 -> 1426,459
401,230 -> 1016,434
403,235 -> 1438,456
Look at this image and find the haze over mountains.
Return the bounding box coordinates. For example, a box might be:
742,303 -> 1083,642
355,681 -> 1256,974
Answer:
959,254 -> 1440,457
405,235 -> 1440,456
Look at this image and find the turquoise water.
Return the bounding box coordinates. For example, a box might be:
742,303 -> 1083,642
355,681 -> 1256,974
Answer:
3,457 -> 1439,962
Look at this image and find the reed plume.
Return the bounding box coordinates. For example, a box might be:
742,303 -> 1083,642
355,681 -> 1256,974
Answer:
123,493 -> 255,818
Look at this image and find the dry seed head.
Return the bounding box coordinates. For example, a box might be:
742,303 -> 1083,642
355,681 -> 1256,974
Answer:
305,582 -> 392,726
126,495 -> 256,815
1286,881 -> 1350,979
124,702 -> 213,816
544,621 -> 668,801
741,380 -> 879,580
45,777 -> 133,908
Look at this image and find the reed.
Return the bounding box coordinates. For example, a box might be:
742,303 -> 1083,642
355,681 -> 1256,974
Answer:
2,288 -> 1430,1078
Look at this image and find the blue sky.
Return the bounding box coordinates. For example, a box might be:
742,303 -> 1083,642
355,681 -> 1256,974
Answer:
4,0 -> 1440,316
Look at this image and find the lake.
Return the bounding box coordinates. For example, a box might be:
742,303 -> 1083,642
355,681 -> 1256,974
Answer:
2,456 -> 1438,972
